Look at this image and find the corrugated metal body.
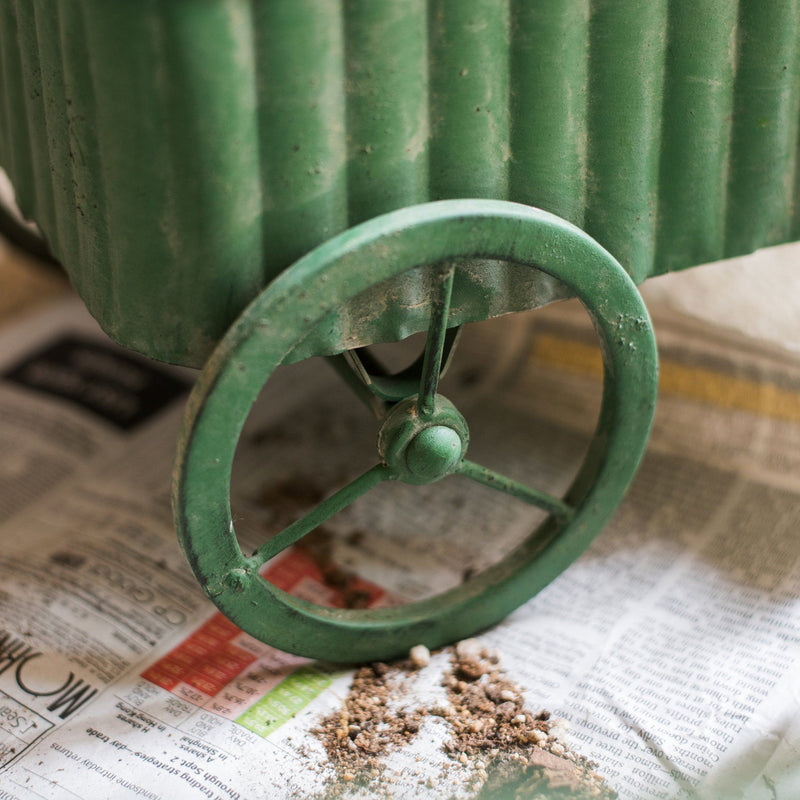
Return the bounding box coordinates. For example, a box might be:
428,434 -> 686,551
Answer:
1,0 -> 799,365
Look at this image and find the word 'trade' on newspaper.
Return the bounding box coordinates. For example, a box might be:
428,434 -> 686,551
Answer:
0,297 -> 798,799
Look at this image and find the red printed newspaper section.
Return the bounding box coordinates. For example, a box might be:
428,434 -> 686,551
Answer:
142,547 -> 392,730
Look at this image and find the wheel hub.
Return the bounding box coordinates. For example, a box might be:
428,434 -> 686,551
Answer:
378,395 -> 469,485
405,425 -> 462,481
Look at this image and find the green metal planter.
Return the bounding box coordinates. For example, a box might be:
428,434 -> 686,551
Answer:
1,0 -> 797,660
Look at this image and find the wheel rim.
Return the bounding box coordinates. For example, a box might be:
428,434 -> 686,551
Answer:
173,199 -> 658,662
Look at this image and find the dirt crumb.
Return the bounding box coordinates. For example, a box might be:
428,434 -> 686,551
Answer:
312,658 -> 426,798
312,642 -> 617,799
439,643 -> 615,798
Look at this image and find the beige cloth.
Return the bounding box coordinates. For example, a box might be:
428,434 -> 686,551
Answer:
642,242 -> 800,355
0,238 -> 69,323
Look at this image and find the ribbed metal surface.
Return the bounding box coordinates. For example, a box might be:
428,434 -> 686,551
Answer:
1,0 -> 799,365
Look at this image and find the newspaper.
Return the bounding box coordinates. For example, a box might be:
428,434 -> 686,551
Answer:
0,288 -> 798,800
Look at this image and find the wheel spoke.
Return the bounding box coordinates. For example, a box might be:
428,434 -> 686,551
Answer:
369,326 -> 461,402
328,326 -> 461,407
457,460 -> 574,521
250,464 -> 391,568
418,263 -> 456,416
325,351 -> 386,419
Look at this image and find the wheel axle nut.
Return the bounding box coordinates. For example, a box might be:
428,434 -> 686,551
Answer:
405,425 -> 463,481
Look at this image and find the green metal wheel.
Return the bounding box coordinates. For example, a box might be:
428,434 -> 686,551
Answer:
173,199 -> 658,663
